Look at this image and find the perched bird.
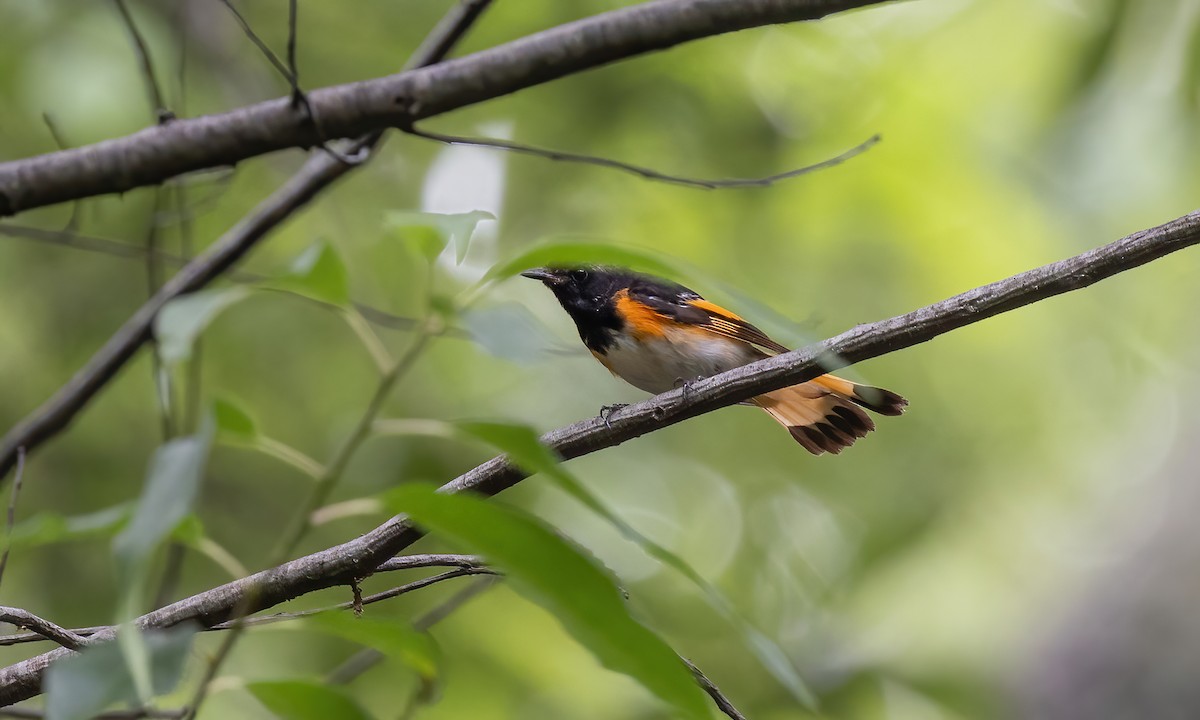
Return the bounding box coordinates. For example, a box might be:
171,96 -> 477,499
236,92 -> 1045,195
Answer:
522,265 -> 906,455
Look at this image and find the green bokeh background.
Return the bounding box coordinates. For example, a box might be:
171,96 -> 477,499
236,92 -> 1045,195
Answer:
1,0 -> 1198,717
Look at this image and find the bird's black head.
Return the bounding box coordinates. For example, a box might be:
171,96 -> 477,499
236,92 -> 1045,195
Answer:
520,266 -> 626,311
520,265 -> 632,351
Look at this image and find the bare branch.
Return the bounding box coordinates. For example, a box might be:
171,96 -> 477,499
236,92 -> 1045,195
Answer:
406,126 -> 880,189
111,0 -> 172,123
0,608 -> 89,651
0,554 -> 489,648
0,0 -> 498,482
0,208 -> 1196,703
0,0 -> 890,217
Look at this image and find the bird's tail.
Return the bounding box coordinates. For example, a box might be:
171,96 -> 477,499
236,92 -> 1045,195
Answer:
751,374 -> 907,455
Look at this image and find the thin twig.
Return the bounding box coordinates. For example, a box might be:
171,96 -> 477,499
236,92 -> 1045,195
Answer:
112,0 -> 173,123
210,567 -> 497,631
0,555 -> 487,648
374,554 -> 487,573
406,126 -> 881,189
212,0 -> 293,83
325,575 -> 499,685
0,609 -> 89,651
0,448 -> 25,590
179,560 -> 477,719
1,209 -> 1198,703
211,0 -> 362,164
286,0 -> 299,99
683,657 -> 748,720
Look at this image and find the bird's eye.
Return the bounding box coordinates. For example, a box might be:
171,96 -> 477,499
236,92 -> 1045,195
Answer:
569,269 -> 589,283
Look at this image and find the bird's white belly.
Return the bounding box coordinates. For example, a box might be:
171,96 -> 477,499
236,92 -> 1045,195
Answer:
599,328 -> 761,394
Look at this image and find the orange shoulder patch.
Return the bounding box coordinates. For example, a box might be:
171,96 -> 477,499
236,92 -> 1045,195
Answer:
614,289 -> 671,339
687,298 -> 744,322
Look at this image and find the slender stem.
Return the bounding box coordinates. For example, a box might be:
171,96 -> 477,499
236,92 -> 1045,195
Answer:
254,436 -> 326,480
184,326 -> 434,720
0,448 -> 25,590
342,308 -> 393,373
192,537 -> 249,580
111,0 -> 170,122
274,328 -> 432,559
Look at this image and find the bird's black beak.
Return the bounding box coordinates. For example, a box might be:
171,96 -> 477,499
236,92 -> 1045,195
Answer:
520,267 -> 562,285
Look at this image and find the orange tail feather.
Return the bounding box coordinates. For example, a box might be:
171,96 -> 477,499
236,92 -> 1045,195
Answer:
753,375 -> 906,455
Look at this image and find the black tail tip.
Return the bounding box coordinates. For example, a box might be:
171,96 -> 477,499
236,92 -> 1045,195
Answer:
852,386 -> 908,416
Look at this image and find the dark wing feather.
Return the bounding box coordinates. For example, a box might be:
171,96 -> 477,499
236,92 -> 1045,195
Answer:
625,280 -> 790,356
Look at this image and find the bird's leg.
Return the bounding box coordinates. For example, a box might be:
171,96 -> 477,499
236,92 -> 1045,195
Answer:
599,403 -> 629,428
673,376 -> 701,403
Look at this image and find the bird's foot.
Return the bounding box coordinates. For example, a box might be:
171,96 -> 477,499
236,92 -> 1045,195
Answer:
599,403 -> 629,428
673,377 -> 701,403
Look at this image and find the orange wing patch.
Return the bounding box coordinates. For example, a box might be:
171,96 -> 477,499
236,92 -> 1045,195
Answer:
614,289 -> 672,339
684,299 -> 790,355
687,298 -> 745,321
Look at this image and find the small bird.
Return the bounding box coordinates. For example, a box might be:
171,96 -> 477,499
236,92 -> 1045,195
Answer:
522,265 -> 906,454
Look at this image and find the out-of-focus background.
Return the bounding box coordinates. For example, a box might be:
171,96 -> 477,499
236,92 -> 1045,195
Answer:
2,0 -> 1199,717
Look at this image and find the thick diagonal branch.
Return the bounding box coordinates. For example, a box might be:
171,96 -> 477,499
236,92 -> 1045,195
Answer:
0,209 -> 1195,705
0,0 -> 888,217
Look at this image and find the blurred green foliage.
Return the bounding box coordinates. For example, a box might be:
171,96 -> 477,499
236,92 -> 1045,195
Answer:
2,0 -> 1199,717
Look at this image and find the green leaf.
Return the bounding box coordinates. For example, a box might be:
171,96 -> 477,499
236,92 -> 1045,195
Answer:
113,417 -> 214,571
154,287 -> 253,366
247,680 -> 373,720
386,484 -> 708,719
268,240 -> 351,307
44,624 -> 196,720
213,396 -> 259,443
305,612 -> 439,680
455,421 -> 568,483
460,302 -> 559,363
7,503 -> 131,550
457,420 -> 818,709
169,513 -> 206,545
483,239 -> 680,283
384,210 -> 494,265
